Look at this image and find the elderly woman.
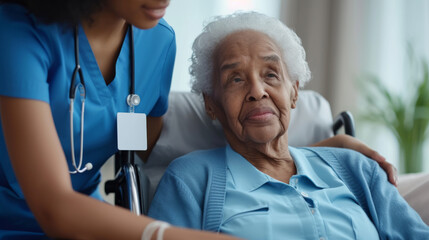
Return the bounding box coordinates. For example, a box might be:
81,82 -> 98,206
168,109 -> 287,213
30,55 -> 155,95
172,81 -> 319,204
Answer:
148,12 -> 429,239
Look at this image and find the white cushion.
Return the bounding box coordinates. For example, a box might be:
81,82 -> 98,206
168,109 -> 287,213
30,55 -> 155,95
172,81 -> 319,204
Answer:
397,173 -> 429,225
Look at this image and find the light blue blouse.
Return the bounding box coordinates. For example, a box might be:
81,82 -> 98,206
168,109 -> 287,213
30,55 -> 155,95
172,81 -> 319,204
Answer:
0,3 -> 176,238
220,145 -> 379,240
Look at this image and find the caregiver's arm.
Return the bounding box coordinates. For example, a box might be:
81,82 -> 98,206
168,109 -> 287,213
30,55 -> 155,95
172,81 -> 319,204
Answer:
0,97 -> 152,239
312,134 -> 397,186
0,96 -> 238,240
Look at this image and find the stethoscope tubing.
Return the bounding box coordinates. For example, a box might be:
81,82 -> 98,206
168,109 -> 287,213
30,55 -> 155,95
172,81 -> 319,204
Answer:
69,98 -> 88,174
69,24 -> 137,174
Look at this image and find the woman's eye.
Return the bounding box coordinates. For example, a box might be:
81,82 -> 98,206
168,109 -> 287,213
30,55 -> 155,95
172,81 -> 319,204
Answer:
223,75 -> 243,89
266,73 -> 277,79
233,77 -> 242,83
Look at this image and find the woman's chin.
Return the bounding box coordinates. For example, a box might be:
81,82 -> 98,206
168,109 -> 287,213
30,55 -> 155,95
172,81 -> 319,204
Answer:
244,127 -> 285,145
133,20 -> 160,29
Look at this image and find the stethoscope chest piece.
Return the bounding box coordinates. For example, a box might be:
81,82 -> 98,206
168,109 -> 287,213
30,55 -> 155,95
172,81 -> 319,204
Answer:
68,25 -> 138,174
127,94 -> 140,113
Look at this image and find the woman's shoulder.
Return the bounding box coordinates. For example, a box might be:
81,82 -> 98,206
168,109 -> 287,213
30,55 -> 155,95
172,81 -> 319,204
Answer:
0,3 -> 29,22
0,4 -> 32,33
0,3 -> 64,51
132,18 -> 175,60
166,147 -> 227,175
299,146 -> 378,174
0,3 -> 60,32
156,18 -> 175,36
0,4 -> 68,102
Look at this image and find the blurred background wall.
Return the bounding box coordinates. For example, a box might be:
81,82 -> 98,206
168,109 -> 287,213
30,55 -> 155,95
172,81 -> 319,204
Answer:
163,0 -> 429,173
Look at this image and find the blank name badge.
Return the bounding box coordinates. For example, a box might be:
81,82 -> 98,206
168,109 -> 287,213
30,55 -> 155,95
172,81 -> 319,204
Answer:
117,112 -> 147,151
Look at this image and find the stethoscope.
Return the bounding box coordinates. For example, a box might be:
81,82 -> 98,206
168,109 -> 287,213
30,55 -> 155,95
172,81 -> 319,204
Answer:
69,24 -> 141,174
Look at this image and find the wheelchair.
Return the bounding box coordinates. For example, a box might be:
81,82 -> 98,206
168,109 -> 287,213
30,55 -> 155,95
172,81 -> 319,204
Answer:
105,151 -> 146,215
105,90 -> 356,215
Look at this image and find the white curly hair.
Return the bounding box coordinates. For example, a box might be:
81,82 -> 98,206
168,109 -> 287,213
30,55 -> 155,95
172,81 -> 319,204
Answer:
190,11 -> 311,95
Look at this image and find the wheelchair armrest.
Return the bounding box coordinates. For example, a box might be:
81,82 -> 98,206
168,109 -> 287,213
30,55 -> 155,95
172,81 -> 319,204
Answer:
332,111 -> 356,137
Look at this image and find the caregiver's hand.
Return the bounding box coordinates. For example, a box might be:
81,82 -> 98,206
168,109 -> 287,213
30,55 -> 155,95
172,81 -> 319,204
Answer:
313,134 -> 398,186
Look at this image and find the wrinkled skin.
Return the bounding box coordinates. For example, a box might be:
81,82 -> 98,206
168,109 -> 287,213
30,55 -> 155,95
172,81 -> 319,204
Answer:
203,29 -> 398,185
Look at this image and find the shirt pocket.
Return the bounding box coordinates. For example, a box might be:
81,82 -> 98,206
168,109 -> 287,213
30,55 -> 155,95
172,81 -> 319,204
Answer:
329,194 -> 379,240
343,202 -> 379,239
220,205 -> 272,240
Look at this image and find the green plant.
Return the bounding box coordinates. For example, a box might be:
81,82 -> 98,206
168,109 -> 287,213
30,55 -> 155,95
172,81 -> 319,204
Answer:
359,56 -> 429,173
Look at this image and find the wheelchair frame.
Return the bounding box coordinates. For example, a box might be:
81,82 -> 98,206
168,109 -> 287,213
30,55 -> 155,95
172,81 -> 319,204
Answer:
105,151 -> 146,215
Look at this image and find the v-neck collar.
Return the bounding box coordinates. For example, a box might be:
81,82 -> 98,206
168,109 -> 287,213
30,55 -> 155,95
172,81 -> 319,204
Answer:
77,24 -> 131,102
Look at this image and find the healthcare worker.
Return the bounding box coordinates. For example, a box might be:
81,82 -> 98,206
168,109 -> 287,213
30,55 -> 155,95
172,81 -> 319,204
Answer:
0,0 -> 241,239
0,0 -> 396,239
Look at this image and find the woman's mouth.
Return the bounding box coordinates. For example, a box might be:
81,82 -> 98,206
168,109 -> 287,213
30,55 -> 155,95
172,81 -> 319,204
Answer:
244,107 -> 276,122
142,6 -> 168,20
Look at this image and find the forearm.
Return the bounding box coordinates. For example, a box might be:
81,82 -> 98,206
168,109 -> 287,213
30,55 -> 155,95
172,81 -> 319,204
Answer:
310,134 -> 398,185
52,194 -> 239,240
163,228 -> 240,240
39,190 -> 238,240
39,190 -> 147,239
310,134 -> 347,147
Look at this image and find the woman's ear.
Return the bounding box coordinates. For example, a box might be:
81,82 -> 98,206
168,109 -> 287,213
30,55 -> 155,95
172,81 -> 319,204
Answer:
291,81 -> 299,109
203,93 -> 216,120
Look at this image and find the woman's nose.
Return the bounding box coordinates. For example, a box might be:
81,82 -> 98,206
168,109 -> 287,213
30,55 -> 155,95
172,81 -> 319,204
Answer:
246,79 -> 268,101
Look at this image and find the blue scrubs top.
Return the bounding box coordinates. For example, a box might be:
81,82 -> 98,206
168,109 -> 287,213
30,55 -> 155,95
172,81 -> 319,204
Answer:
0,4 -> 176,238
221,146 -> 380,240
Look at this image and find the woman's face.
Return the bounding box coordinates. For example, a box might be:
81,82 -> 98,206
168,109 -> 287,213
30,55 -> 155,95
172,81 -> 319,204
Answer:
205,30 -> 299,145
106,0 -> 170,29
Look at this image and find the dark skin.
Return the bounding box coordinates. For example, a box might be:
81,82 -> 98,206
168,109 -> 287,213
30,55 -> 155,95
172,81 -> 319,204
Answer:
86,1 -> 398,182
83,3 -> 162,162
205,29 -> 398,186
0,1 -> 240,239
